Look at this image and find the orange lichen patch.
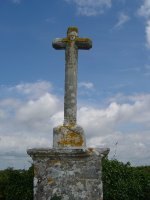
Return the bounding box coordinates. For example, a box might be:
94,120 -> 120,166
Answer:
55,124 -> 76,132
76,38 -> 91,43
61,37 -> 91,44
47,178 -> 54,185
48,160 -> 61,166
54,125 -> 64,133
88,148 -> 94,152
61,38 -> 76,45
58,132 -> 84,147
87,148 -> 95,155
67,27 -> 78,35
34,166 -> 39,176
62,38 -> 70,43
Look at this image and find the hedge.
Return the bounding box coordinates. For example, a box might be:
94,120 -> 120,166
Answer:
0,166 -> 33,200
0,159 -> 150,200
102,159 -> 150,200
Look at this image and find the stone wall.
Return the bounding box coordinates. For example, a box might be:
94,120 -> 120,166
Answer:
27,148 -> 109,200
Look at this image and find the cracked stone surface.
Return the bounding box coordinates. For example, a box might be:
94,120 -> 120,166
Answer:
27,148 -> 109,200
53,125 -> 86,149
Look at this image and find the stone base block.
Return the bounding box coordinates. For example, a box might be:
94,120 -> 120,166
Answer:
27,148 -> 109,200
53,125 -> 86,149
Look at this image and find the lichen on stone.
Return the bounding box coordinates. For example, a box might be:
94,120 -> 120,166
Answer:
58,132 -> 84,147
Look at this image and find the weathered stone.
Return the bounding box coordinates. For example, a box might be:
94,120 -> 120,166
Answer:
53,125 -> 86,149
27,27 -> 110,200
52,27 -> 92,149
27,148 -> 109,200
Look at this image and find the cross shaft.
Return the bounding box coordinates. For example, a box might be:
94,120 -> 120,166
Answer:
52,27 -> 92,126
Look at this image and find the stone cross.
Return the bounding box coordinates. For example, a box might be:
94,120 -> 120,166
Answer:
27,28 -> 109,200
52,27 -> 92,149
52,27 -> 92,126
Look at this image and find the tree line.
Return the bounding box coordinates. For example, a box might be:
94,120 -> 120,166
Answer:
0,159 -> 150,200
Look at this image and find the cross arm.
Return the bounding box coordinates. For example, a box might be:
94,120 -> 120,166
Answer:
75,38 -> 92,50
52,38 -> 67,50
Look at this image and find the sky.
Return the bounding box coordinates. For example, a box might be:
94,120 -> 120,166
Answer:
0,0 -> 150,169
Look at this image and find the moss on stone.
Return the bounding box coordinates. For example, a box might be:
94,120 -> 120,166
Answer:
67,27 -> 78,35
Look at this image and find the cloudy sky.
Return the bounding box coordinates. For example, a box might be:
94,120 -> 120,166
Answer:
0,0 -> 150,169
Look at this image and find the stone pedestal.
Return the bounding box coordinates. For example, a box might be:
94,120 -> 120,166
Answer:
53,125 -> 86,149
27,148 -> 109,200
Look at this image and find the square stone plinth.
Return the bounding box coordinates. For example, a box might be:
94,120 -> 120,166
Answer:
27,148 -> 109,200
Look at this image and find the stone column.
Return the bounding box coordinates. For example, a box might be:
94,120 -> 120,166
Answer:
64,43 -> 78,126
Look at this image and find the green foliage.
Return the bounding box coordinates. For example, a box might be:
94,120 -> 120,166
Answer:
102,159 -> 150,200
0,161 -> 150,200
51,195 -> 61,200
0,166 -> 33,200
135,166 -> 150,199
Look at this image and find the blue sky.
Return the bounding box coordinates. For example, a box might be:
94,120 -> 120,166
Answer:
0,0 -> 150,169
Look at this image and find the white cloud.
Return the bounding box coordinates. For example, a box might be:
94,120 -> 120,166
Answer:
144,64 -> 150,76
78,96 -> 150,165
79,82 -> 94,89
0,81 -> 150,168
146,20 -> 150,48
79,95 -> 150,133
16,93 -> 59,124
45,17 -> 56,24
114,13 -> 130,28
11,0 -> 21,4
138,0 -> 150,18
138,0 -> 150,48
10,81 -> 52,99
65,0 -> 112,16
